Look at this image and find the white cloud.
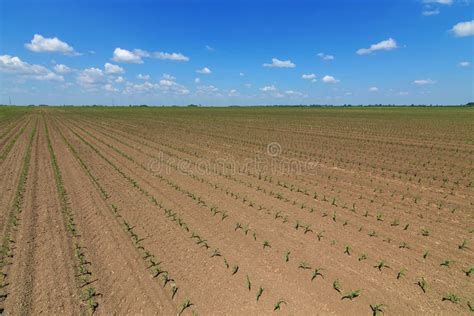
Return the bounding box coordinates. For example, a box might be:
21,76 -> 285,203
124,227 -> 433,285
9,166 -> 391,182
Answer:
104,62 -> 124,74
137,74 -> 150,80
322,75 -> 340,84
356,38 -> 398,55
134,49 -> 150,57
196,67 -> 212,74
260,85 -> 277,92
317,52 -> 334,60
115,76 -> 126,83
35,72 -> 64,81
262,58 -> 296,68
0,54 -> 64,81
104,83 -> 118,92
459,61 -> 471,67
205,45 -> 215,51
194,77 -> 201,83
422,8 -> 440,16
77,67 -> 105,86
154,52 -> 189,61
112,48 -> 144,63
162,73 -> 176,80
451,20 -> 474,37
369,86 -> 379,92
302,73 -> 316,80
413,79 -> 436,85
25,34 -> 77,55
398,91 -> 409,96
196,85 -> 219,94
54,64 -> 72,74
285,90 -> 307,97
423,0 -> 452,4
228,89 -> 237,96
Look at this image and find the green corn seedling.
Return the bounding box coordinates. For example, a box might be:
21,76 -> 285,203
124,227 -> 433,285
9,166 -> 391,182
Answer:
370,304 -> 385,316
256,287 -> 264,301
417,277 -> 428,293
442,293 -> 459,304
178,299 -> 193,315
311,268 -> 324,281
333,279 -> 342,293
273,299 -> 287,311
342,289 -> 361,300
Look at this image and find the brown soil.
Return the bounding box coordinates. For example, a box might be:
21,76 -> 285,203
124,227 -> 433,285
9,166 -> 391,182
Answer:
1,107 -> 473,315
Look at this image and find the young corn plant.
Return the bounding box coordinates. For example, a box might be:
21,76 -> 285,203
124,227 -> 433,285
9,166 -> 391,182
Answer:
391,218 -> 400,227
468,301 -> 474,312
333,279 -> 342,293
358,254 -> 368,262
463,266 -> 473,277
423,250 -> 430,259
232,265 -> 239,275
273,299 -> 287,311
316,231 -> 324,241
178,299 -> 193,315
370,304 -> 385,316
256,287 -> 264,302
342,289 -> 361,301
263,240 -> 271,249
458,239 -> 468,250
298,262 -> 311,270
374,260 -> 390,271
399,242 -> 410,249
311,268 -> 324,281
440,260 -> 453,268
397,268 -> 407,280
417,277 -> 428,293
246,275 -> 251,291
344,245 -> 351,256
285,251 -> 291,262
442,293 -> 459,304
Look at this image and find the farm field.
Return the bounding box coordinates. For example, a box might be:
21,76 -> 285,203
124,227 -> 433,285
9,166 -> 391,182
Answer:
0,105 -> 473,315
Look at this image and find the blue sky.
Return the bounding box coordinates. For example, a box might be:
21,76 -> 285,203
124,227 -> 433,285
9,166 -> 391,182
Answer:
0,0 -> 473,105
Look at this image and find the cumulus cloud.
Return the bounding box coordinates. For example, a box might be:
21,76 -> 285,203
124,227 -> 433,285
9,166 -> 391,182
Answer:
104,62 -> 124,74
422,8 -> 440,16
196,67 -> 212,74
450,20 -> 474,37
54,64 -> 72,74
413,79 -> 436,85
194,77 -> 201,83
137,73 -> 150,80
77,67 -> 105,86
35,72 -> 64,81
369,86 -> 379,92
322,75 -> 340,83
0,54 -> 64,81
317,52 -> 334,60
423,0 -> 452,4
260,85 -> 277,92
115,76 -> 126,83
25,34 -> 77,55
112,48 -> 144,63
302,73 -> 316,81
356,38 -> 398,55
104,83 -> 118,92
262,58 -> 296,68
285,90 -> 307,97
154,52 -> 189,61
459,61 -> 471,67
